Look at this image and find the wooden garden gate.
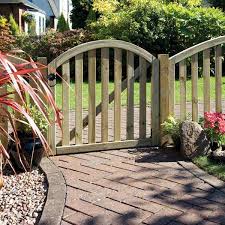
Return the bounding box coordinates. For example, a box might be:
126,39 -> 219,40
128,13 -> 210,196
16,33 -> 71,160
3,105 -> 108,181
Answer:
47,40 -> 160,155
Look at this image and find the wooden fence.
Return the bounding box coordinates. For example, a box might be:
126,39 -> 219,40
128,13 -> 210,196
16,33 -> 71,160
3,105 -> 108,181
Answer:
165,36 -> 225,121
1,37 -> 225,155
48,40 -> 160,155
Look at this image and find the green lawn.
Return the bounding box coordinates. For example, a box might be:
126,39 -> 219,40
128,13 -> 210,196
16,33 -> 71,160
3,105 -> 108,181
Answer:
193,156 -> 225,182
55,77 -> 225,109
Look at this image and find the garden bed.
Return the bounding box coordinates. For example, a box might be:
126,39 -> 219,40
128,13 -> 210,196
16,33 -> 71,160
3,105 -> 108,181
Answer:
193,156 -> 225,182
0,167 -> 47,225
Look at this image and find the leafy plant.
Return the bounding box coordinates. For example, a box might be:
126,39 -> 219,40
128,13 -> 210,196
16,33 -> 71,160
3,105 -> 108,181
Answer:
0,16 -> 15,52
20,105 -> 49,135
0,51 -> 62,181
9,14 -> 20,35
161,115 -> 181,145
22,13 -> 34,24
57,14 -> 70,32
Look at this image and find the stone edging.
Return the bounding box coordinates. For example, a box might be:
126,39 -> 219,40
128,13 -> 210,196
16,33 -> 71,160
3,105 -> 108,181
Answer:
38,157 -> 66,225
178,160 -> 225,194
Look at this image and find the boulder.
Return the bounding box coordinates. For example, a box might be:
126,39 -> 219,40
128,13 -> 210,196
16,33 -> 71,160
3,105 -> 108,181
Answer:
180,121 -> 211,159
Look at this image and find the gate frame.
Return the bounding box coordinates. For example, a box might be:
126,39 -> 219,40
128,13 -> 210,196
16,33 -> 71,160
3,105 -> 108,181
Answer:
47,40 -> 161,155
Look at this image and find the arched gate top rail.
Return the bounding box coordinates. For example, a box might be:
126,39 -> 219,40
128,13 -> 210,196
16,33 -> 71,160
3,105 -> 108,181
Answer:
49,39 -> 156,68
170,36 -> 225,64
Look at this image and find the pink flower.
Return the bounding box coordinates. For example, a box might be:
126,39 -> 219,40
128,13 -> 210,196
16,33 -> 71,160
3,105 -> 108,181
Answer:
204,112 -> 225,143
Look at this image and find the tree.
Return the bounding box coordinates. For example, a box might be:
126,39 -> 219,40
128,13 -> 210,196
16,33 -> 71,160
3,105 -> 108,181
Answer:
164,0 -> 202,6
9,14 -> 20,35
57,14 -> 70,32
208,0 -> 225,11
90,0 -> 225,56
70,0 -> 93,28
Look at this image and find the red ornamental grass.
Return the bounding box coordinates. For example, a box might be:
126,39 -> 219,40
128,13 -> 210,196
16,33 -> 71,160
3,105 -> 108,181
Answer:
0,51 -> 62,169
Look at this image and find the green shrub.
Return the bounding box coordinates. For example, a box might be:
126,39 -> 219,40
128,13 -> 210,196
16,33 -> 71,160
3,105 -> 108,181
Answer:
57,14 -> 70,32
0,16 -> 15,51
15,29 -> 93,61
90,0 -> 225,55
9,14 -> 20,35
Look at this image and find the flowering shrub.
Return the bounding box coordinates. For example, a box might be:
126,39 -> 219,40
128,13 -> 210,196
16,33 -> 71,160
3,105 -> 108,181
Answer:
204,112 -> 225,146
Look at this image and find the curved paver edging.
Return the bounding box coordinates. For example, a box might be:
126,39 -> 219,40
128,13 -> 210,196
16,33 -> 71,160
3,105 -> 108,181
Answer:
178,160 -> 225,194
38,157 -> 66,225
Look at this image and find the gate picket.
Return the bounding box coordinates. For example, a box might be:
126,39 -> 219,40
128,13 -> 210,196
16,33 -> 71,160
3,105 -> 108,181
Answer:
101,48 -> 109,143
114,48 -> 122,141
75,53 -> 83,145
88,50 -> 96,143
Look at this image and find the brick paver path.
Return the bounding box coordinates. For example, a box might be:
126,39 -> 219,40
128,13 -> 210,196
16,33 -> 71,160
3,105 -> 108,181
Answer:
51,148 -> 225,225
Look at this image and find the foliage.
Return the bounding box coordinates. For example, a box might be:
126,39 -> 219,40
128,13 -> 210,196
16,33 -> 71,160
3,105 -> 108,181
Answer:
208,0 -> 225,11
20,105 -> 49,135
161,115 -> 181,145
15,29 -> 93,62
9,14 -> 20,35
164,0 -> 202,6
90,0 -> 225,55
71,0 -> 94,28
0,16 -> 15,52
0,52 -> 62,175
57,14 -> 70,32
193,156 -> 225,181
22,13 -> 34,24
28,20 -> 36,35
204,112 -> 225,146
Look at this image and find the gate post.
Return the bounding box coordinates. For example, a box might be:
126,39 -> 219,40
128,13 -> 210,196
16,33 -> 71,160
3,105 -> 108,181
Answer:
158,54 -> 170,145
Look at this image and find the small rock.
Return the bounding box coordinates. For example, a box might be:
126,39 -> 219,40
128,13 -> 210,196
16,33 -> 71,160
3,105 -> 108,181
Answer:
0,168 -> 47,225
211,148 -> 225,162
180,121 -> 211,159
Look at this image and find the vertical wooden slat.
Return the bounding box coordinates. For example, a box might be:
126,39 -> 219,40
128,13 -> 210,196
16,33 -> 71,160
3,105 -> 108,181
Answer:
47,64 -> 56,154
139,57 -> 147,139
159,55 -> 170,124
169,62 -> 175,115
0,85 -> 8,148
179,60 -> 187,121
151,59 -> 160,145
203,49 -> 211,112
62,61 -> 70,146
88,50 -> 96,143
101,48 -> 109,142
215,45 -> 222,113
37,57 -> 48,140
114,48 -> 122,141
37,57 -> 48,105
127,51 -> 134,140
75,53 -> 83,145
159,54 -> 170,146
192,54 -> 198,122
